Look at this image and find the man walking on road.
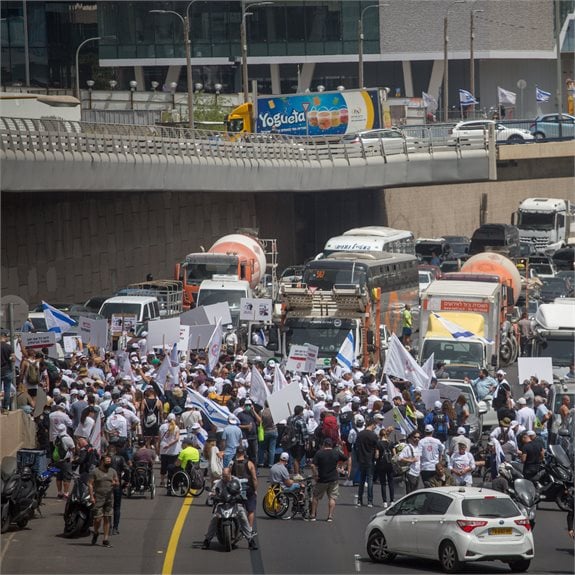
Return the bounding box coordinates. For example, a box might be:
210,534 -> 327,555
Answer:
310,438 -> 348,522
89,454 -> 119,548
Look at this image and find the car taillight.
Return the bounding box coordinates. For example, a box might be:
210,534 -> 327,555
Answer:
456,520 -> 488,533
514,518 -> 531,531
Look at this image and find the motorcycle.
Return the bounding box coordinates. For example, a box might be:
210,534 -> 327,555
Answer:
212,480 -> 245,552
1,457 -> 38,533
509,444 -> 573,512
499,462 -> 540,530
63,472 -> 93,538
35,466 -> 60,509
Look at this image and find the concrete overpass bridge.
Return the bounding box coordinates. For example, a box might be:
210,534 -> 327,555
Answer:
1,119 -> 573,305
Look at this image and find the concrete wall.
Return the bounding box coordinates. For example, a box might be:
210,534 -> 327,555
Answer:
0,411 -> 37,459
2,177 -> 574,305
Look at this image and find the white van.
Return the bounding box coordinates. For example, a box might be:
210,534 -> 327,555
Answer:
98,296 -> 160,324
196,277 -> 251,327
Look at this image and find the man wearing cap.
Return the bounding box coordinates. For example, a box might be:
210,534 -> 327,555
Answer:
237,399 -> 261,464
450,427 -> 471,454
69,389 -> 88,430
270,452 -> 300,492
53,422 -> 75,499
222,415 -> 243,468
419,424 -> 445,485
449,441 -> 476,486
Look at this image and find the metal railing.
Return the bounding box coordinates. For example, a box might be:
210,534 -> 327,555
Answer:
0,117 -> 490,166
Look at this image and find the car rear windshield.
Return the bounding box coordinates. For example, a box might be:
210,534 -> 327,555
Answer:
462,498 -> 519,518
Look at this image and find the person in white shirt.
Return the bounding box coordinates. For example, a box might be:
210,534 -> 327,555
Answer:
105,407 -> 128,447
419,424 -> 445,485
449,427 -> 471,455
516,397 -> 536,431
399,430 -> 422,494
49,403 -> 73,443
449,442 -> 476,486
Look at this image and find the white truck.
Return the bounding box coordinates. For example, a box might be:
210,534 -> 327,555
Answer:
532,298 -> 575,380
418,279 -> 516,373
196,276 -> 252,328
513,197 -> 572,254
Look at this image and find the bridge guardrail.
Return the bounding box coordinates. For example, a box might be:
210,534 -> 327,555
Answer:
0,117 -> 489,165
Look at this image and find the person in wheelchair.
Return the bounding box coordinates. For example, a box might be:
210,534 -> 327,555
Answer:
167,437 -> 200,493
269,452 -> 300,493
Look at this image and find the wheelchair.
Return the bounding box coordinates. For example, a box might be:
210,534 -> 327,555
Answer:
169,461 -> 206,498
126,461 -> 156,499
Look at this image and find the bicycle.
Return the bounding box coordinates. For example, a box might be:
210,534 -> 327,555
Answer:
262,482 -> 284,518
169,462 -> 206,498
270,477 -> 314,520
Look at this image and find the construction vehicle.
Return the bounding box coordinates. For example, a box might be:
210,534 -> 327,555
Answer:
279,283 -> 382,370
512,198 -> 572,254
175,232 -> 278,309
419,252 -> 522,371
532,298 -> 575,380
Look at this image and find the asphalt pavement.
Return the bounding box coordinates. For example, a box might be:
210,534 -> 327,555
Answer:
1,466 -> 572,575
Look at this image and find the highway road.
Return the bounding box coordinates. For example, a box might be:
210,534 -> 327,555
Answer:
2,467 -> 572,575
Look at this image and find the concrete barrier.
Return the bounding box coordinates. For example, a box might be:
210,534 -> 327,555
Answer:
0,410 -> 37,459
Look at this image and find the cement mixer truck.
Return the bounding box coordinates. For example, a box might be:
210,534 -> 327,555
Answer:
418,252 -> 521,373
175,233 -> 277,309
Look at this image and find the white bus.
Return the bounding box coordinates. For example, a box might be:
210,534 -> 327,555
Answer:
319,226 -> 415,258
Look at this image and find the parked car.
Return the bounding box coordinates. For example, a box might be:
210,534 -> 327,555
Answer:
539,276 -> 573,302
341,128 -> 416,154
419,269 -> 434,296
450,120 -> 534,144
528,255 -> 557,278
529,113 -> 575,140
439,259 -> 462,274
365,487 -> 534,573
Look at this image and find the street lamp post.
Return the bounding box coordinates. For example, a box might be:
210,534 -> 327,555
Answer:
150,3 -> 197,130
469,9 -> 483,102
443,1 -> 465,122
129,80 -> 137,110
214,82 -> 222,106
241,1 -> 273,103
358,3 -> 387,90
75,35 -> 115,103
86,80 -> 95,109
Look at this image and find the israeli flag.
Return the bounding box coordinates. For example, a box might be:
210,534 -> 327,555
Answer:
431,312 -> 493,344
536,86 -> 551,102
185,387 -> 231,430
392,406 -> 416,436
336,330 -> 355,370
459,89 -> 478,105
42,301 -> 77,339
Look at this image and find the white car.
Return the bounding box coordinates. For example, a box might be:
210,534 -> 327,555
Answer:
365,486 -> 534,573
451,120 -> 534,144
418,270 -> 433,296
341,128 -> 417,154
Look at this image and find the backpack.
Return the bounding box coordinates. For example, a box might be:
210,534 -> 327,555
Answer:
52,435 -> 67,462
143,401 -> 158,428
321,414 -> 340,445
45,360 -> 60,385
377,440 -> 393,466
433,413 -> 448,438
280,416 -> 299,449
391,443 -> 411,475
27,361 -> 39,385
339,411 -> 354,442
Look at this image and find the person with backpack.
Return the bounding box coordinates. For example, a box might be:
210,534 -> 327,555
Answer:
139,386 -> 163,456
20,350 -> 42,398
53,422 -> 75,499
282,405 -> 308,475
398,430 -> 422,494
375,428 -> 396,508
424,401 -> 451,444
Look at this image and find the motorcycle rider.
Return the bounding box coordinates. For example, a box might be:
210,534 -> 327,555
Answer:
201,468 -> 258,550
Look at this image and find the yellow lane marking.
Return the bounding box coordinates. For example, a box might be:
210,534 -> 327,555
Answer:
162,494 -> 194,575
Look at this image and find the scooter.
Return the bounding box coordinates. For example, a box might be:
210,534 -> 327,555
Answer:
1,457 -> 38,533
36,466 -> 60,509
63,472 -> 93,538
498,462 -> 540,529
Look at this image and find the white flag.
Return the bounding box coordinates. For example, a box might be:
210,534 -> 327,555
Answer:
420,353 -> 435,390
385,374 -> 403,402
497,86 -> 517,106
250,365 -> 270,407
42,301 -> 77,340
383,333 -> 432,389
206,320 -> 222,375
422,91 -> 438,114
168,342 -> 180,390
272,365 -> 289,394
336,330 -> 355,370
118,352 -> 135,384
89,412 -> 102,454
154,353 -> 170,394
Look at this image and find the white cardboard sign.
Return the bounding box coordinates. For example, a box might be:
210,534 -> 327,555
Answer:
286,344 -> 310,373
240,298 -> 273,322
111,314 -> 138,335
267,382 -> 305,423
63,335 -> 83,354
305,344 -> 319,373
518,357 -> 553,385
20,332 -> 58,358
177,325 -> 191,352
79,316 -> 109,349
188,324 -> 218,349
146,317 -> 181,352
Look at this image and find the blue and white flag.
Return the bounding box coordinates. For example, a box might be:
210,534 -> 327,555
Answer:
42,301 -> 77,339
536,86 -> 551,102
430,312 -> 493,344
206,319 -> 222,375
185,387 -> 231,430
459,89 -> 478,105
392,405 -> 416,436
336,330 -> 355,370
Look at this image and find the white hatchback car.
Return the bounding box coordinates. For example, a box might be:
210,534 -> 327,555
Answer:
451,120 -> 534,144
365,487 -> 534,573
